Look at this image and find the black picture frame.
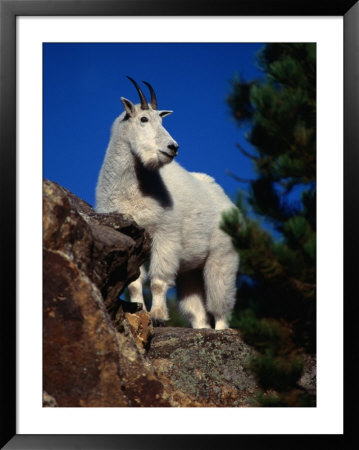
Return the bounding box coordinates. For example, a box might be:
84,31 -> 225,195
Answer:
1,0 -> 357,448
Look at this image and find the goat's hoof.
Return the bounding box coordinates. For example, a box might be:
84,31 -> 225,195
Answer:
152,319 -> 167,327
150,306 -> 169,324
117,299 -> 144,313
214,318 -> 229,330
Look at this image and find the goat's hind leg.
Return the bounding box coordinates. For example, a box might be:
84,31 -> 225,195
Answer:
203,248 -> 238,330
127,265 -> 147,311
177,269 -> 211,329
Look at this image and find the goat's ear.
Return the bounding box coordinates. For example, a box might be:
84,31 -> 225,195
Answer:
159,110 -> 173,118
121,97 -> 136,117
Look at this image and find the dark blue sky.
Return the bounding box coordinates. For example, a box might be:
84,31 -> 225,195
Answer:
43,43 -> 265,207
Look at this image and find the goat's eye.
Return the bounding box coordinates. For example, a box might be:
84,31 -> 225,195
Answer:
140,117 -> 149,123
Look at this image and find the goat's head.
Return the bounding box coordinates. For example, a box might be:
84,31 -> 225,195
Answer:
119,76 -> 179,170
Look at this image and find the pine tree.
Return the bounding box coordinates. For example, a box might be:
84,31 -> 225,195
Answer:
221,43 -> 316,406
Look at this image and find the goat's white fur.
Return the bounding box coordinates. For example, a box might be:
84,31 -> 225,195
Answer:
96,88 -> 239,329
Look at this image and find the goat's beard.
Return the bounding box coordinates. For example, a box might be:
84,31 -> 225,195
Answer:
145,158 -> 164,170
135,149 -> 173,170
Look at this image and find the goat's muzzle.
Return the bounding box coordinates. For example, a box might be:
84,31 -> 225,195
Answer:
167,143 -> 179,157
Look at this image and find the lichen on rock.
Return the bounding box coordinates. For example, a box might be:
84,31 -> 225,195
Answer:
147,327 -> 258,406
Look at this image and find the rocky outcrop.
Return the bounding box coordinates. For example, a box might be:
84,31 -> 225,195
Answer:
43,179 -> 151,309
43,180 -> 316,407
43,249 -> 130,406
43,179 -> 169,407
147,327 -> 316,406
147,327 -> 258,406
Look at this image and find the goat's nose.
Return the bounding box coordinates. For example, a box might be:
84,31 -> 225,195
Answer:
167,143 -> 179,155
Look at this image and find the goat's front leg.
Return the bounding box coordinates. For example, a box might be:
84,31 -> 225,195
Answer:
149,233 -> 179,325
150,278 -> 170,325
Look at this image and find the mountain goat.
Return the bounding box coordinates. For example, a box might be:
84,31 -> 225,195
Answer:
96,77 -> 239,329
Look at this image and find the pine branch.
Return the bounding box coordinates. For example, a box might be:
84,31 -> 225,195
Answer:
236,142 -> 259,160
225,170 -> 253,184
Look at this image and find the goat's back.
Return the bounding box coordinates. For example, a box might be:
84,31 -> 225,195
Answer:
162,161 -> 234,216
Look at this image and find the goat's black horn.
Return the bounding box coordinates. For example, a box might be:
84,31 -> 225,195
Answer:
142,81 -> 158,110
126,76 -> 149,110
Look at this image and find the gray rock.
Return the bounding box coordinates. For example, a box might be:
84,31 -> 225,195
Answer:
147,327 -> 258,406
